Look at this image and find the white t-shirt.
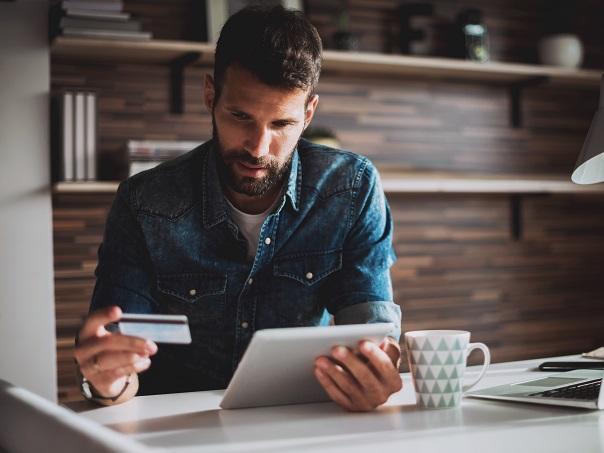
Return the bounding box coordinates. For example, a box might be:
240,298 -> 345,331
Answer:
225,196 -> 281,260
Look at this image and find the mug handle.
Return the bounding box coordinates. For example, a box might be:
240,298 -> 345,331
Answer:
462,342 -> 491,392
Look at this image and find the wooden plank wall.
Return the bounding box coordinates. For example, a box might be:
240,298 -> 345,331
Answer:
53,194 -> 114,401
52,0 -> 604,401
390,194 -> 604,366
314,77 -> 597,175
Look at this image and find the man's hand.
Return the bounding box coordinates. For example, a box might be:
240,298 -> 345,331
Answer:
314,337 -> 402,412
74,306 -> 157,402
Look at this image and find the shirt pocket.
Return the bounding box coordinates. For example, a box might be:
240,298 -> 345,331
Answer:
156,272 -> 227,321
273,249 -> 343,286
271,250 -> 343,327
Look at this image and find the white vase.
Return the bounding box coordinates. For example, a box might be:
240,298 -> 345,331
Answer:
538,34 -> 584,68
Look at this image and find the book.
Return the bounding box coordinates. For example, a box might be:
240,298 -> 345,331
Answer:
62,92 -> 74,181
128,140 -> 202,160
128,140 -> 202,176
129,160 -> 163,177
128,140 -> 203,149
74,93 -> 86,181
85,93 -> 97,180
128,140 -> 202,151
64,9 -> 131,20
61,1 -> 124,12
62,28 -> 152,40
60,17 -> 142,31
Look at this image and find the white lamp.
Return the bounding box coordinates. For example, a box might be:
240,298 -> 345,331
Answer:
572,75 -> 604,184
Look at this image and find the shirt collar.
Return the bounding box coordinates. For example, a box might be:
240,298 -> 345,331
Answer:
202,140 -> 301,228
284,147 -> 301,212
202,141 -> 228,228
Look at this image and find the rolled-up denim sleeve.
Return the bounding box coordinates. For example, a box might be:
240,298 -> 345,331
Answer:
324,159 -> 401,341
90,180 -> 157,315
335,301 -> 401,341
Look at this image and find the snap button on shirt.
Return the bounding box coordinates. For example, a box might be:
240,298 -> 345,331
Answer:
305,272 -> 313,280
264,237 -> 271,245
189,289 -> 197,296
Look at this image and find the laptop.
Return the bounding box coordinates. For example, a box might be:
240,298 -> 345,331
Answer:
465,369 -> 604,409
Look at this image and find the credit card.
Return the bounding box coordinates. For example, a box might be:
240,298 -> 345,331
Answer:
117,313 -> 192,344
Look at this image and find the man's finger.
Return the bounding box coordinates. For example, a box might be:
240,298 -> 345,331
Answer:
332,346 -> 384,397
380,338 -> 402,367
314,367 -> 354,411
315,357 -> 374,411
360,341 -> 403,393
107,359 -> 151,378
81,354 -> 151,379
89,372 -> 131,398
75,333 -> 156,366
88,352 -> 150,374
359,341 -> 392,378
78,306 -> 122,341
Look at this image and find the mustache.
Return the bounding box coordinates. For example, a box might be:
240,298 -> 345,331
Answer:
224,149 -> 272,167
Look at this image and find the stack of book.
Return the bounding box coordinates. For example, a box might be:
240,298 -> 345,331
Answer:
52,90 -> 97,182
128,140 -> 203,176
50,0 -> 152,40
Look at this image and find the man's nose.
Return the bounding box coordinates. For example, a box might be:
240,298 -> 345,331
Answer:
244,126 -> 271,159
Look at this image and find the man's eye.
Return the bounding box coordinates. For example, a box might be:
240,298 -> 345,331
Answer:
273,121 -> 292,128
232,112 -> 249,120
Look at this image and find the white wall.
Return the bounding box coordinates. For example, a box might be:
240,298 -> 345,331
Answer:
0,1 -> 57,402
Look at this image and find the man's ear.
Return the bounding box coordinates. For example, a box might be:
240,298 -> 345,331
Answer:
304,94 -> 319,130
204,74 -> 215,112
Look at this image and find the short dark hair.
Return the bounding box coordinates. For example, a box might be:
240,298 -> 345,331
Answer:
213,5 -> 322,103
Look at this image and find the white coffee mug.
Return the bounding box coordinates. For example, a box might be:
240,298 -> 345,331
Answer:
405,330 -> 490,409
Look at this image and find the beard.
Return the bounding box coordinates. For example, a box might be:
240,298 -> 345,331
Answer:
212,116 -> 295,197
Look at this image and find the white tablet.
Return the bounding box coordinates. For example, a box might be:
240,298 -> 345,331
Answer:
220,323 -> 395,409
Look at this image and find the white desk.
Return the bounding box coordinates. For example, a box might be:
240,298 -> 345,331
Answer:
70,355 -> 604,453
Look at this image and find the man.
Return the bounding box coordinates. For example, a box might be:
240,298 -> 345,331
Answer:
74,6 -> 402,412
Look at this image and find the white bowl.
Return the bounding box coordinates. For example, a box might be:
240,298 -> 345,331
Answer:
538,34 -> 584,68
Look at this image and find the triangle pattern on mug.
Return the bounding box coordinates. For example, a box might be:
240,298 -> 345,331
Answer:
407,334 -> 468,408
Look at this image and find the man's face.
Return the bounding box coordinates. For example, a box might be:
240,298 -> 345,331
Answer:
205,65 -> 318,198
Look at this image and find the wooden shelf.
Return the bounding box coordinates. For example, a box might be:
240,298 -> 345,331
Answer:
322,51 -> 602,86
54,181 -> 119,193
51,37 -> 215,65
379,172 -> 604,194
51,37 -> 603,87
53,174 -> 604,195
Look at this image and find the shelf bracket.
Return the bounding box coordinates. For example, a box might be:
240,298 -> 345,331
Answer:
509,76 -> 548,128
510,194 -> 523,241
170,52 -> 201,114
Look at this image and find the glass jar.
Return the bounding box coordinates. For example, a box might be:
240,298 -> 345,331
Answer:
457,9 -> 490,62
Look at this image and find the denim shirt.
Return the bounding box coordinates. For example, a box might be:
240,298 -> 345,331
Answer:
90,138 -> 401,395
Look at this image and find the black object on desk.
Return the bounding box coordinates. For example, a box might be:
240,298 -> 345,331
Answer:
539,361 -> 604,371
